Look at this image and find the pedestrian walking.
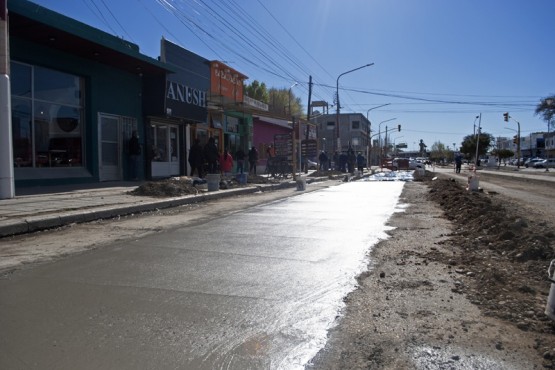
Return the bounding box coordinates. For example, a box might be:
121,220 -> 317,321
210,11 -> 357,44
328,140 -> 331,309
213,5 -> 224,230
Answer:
248,146 -> 258,175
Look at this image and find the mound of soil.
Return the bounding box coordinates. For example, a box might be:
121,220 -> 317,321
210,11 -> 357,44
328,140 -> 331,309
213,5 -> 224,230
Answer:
427,177 -> 555,338
129,175 -> 283,197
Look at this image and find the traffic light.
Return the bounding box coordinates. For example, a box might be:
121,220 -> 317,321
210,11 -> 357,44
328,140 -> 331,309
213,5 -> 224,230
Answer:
513,135 -> 519,144
398,124 -> 401,132
503,112 -> 509,122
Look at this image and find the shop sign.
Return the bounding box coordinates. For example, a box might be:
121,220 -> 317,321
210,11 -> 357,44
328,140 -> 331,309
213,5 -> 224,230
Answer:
274,133 -> 293,158
161,40 -> 209,122
243,96 -> 269,111
226,116 -> 239,133
210,61 -> 246,102
166,81 -> 207,107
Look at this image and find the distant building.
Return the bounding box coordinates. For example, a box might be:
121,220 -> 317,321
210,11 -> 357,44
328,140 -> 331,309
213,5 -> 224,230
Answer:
312,113 -> 371,156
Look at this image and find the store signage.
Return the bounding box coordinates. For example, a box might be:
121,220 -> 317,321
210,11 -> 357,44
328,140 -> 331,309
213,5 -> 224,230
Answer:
226,116 -> 239,133
210,61 -> 246,102
160,39 -> 209,122
166,81 -> 207,108
244,96 -> 269,111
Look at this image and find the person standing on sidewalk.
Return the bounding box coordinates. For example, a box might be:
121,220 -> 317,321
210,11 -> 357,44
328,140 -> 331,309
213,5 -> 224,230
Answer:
235,147 -> 246,174
248,146 -> 258,175
455,154 -> 462,173
128,131 -> 141,181
319,151 -> 328,171
204,137 -> 219,174
188,138 -> 204,178
356,152 -> 365,174
220,149 -> 234,179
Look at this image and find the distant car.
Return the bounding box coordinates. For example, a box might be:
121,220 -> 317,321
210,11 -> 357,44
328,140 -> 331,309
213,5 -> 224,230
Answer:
306,159 -> 318,170
415,157 -> 431,165
524,158 -> 544,168
534,158 -> 555,168
392,158 -> 423,170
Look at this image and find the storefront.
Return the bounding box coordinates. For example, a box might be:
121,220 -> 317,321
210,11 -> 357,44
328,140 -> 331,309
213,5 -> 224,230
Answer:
208,62 -> 248,162
144,40 -> 210,178
8,0 -> 169,188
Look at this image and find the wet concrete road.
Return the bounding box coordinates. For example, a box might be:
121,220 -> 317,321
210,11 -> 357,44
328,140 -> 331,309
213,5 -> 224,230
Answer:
0,181 -> 405,369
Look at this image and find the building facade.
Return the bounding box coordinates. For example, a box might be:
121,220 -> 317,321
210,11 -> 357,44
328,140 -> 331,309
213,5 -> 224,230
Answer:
9,0 -> 170,188
313,113 -> 371,156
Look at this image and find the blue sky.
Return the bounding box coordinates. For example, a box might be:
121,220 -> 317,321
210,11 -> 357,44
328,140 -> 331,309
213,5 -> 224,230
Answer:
28,0 -> 555,152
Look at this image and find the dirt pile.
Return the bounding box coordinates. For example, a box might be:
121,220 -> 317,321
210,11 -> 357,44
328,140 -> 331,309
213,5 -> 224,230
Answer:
426,177 -> 555,351
129,175 -> 282,197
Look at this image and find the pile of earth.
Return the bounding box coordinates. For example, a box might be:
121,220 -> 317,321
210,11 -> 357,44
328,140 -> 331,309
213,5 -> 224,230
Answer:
129,174 -> 281,197
425,177 -> 555,344
129,170 -> 361,198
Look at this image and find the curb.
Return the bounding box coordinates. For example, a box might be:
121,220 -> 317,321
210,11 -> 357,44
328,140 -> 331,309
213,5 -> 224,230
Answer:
0,178 -> 326,238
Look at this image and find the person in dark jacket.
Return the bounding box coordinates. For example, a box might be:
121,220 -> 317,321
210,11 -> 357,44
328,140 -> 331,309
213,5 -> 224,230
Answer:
356,152 -> 365,174
203,137 -> 219,174
235,148 -> 246,174
318,151 -> 328,171
188,138 -> 204,177
248,146 -> 258,175
128,131 -> 141,181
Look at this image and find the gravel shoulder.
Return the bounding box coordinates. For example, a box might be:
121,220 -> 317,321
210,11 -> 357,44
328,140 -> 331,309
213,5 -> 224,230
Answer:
308,178 -> 555,370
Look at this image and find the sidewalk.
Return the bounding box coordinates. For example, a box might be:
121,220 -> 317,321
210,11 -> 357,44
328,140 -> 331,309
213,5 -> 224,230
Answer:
0,179 -> 299,239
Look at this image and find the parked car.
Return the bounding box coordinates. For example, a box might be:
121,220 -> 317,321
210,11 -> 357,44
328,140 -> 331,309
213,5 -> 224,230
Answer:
415,157 -> 431,165
524,158 -> 544,168
306,159 -> 318,170
534,158 -> 555,168
392,158 -> 423,170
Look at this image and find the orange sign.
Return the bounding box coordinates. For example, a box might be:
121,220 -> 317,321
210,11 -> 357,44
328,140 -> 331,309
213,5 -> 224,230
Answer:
210,61 -> 247,102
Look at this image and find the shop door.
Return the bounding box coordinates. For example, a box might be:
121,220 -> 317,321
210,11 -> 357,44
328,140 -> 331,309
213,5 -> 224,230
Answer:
98,114 -> 122,181
169,126 -> 180,174
151,123 -> 180,177
98,114 -> 121,181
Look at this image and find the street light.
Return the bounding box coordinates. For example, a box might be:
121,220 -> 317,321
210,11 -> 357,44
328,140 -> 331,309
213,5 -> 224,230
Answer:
504,112 -> 521,169
288,82 -> 298,116
473,115 -> 479,136
288,82 -> 299,178
378,118 -> 396,165
474,113 -> 482,167
366,103 -> 390,166
366,103 -> 391,122
335,63 -> 374,153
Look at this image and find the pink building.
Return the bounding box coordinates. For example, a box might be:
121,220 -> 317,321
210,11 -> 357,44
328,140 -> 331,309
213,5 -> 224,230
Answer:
252,115 -> 292,168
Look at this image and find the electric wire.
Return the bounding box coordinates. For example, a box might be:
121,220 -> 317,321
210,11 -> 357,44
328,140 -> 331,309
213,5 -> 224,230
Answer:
98,0 -> 136,43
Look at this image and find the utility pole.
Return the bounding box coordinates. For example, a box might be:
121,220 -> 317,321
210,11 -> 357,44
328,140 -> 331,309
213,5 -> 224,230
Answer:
474,113 -> 481,167
504,112 -> 521,169
305,76 -> 312,141
0,0 -> 14,199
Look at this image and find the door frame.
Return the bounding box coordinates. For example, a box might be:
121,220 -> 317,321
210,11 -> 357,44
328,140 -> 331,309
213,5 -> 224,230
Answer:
98,113 -> 137,181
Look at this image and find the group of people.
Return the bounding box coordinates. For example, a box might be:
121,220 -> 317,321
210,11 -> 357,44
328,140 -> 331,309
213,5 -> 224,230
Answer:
188,138 -> 259,178
318,149 -> 366,174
